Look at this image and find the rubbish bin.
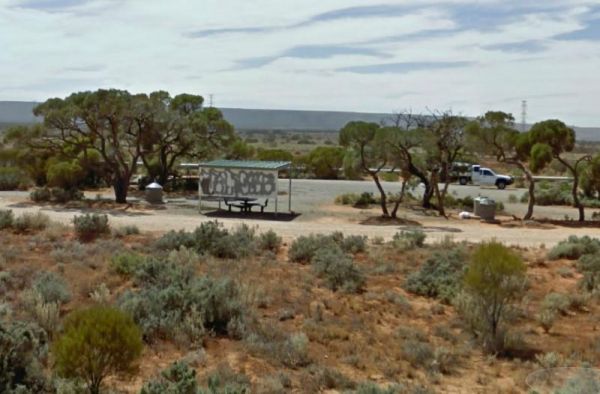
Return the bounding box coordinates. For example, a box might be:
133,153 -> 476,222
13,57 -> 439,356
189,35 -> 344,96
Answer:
474,196 -> 496,221
145,182 -> 163,204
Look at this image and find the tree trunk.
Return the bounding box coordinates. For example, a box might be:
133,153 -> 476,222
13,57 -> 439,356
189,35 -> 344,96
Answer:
113,176 -> 129,204
422,181 -> 434,209
571,172 -> 585,221
391,179 -> 407,218
372,173 -> 389,217
523,168 -> 535,220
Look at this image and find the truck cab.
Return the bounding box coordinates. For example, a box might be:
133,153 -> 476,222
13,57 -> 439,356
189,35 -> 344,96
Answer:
471,165 -> 513,189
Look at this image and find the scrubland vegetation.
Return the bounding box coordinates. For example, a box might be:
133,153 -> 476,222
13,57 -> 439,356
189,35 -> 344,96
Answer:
2,211 -> 600,393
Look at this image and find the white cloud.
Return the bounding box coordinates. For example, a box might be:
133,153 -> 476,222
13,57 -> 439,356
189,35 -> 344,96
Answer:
0,0 -> 599,125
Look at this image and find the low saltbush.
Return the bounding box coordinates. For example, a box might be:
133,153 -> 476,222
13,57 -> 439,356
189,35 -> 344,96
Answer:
578,252 -> 600,292
0,167 -> 28,191
110,252 -> 146,276
141,361 -> 198,394
404,247 -> 467,303
32,271 -> 71,304
393,229 -> 426,249
312,247 -> 365,293
258,229 -> 282,252
73,213 -> 110,242
0,209 -> 13,229
13,212 -> 50,233
548,235 -> 600,260
289,232 -> 367,263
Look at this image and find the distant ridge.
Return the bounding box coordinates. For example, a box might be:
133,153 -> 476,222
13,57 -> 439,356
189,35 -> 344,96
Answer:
1,101 -> 599,141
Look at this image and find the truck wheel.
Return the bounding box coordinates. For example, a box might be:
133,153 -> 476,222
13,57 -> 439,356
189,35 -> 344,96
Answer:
496,181 -> 506,190
459,177 -> 468,185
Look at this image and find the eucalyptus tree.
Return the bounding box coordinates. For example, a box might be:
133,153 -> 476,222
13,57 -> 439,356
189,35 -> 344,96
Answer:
529,119 -> 590,221
339,121 -> 394,217
466,111 -> 538,220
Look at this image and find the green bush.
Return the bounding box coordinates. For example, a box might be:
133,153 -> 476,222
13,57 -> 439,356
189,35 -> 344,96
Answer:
0,209 -> 13,230
110,252 -> 146,276
461,241 -> 526,353
548,235 -> 600,260
53,306 -> 143,394
73,213 -> 110,242
578,252 -> 600,291
0,320 -> 50,392
203,364 -> 251,393
258,229 -> 282,252
542,292 -> 571,315
0,167 -> 27,190
13,212 -> 50,233
340,234 -> 367,254
120,257 -> 248,343
393,229 -> 426,249
334,192 -> 359,206
30,187 -> 51,202
289,233 -> 366,263
404,247 -> 467,303
154,229 -> 196,251
112,225 -> 140,238
33,271 -> 71,304
141,361 -> 198,394
312,247 -> 365,293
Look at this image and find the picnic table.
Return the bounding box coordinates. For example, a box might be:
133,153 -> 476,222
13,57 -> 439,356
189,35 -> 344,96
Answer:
224,197 -> 269,213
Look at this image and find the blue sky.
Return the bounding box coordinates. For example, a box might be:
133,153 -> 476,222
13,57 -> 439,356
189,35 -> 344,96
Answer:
0,0 -> 599,125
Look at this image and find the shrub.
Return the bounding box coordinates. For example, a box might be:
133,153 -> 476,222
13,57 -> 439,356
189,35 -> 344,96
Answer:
112,225 -> 140,238
393,229 -> 426,249
53,306 -> 143,394
0,210 -> 13,230
0,167 -> 27,190
312,247 -> 365,293
21,290 -> 61,338
73,213 -> 110,242
340,234 -> 367,254
401,338 -> 434,369
258,229 -> 282,252
30,187 -> 52,202
110,252 -> 146,276
289,234 -> 337,263
141,361 -> 198,394
210,224 -> 257,259
154,229 -> 196,251
49,187 -> 83,203
120,258 -> 247,343
192,220 -> 229,253
548,235 -> 600,260
334,192 -> 359,206
33,271 -> 71,304
404,247 -> 467,303
353,192 -> 378,208
204,364 -> 251,393
0,320 -> 50,392
288,233 -> 365,263
538,307 -> 557,333
542,292 -> 571,315
13,212 -> 50,233
246,327 -> 311,368
578,253 -> 600,292
462,241 -> 526,353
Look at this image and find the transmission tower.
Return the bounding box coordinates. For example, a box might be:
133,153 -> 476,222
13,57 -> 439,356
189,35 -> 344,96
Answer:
209,94 -> 214,108
521,100 -> 527,132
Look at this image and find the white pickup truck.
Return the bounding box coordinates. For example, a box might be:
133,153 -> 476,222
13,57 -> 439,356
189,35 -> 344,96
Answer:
452,163 -> 514,189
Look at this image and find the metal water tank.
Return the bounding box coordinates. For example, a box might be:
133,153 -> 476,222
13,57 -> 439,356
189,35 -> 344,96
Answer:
474,196 -> 496,221
145,182 -> 163,204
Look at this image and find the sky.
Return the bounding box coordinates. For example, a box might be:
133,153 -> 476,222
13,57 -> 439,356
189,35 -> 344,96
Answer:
0,0 -> 599,125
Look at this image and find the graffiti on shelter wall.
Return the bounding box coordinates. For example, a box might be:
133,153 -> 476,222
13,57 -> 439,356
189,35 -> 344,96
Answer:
199,168 -> 277,198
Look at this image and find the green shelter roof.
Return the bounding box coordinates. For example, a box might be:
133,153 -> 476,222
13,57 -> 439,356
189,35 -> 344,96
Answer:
198,160 -> 291,171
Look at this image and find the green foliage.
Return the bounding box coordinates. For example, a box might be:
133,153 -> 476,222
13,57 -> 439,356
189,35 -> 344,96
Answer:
120,256 -> 248,343
0,319 -> 50,393
141,361 -> 198,394
72,213 -> 110,242
312,247 -> 365,293
112,224 -> 141,238
288,232 -> 368,264
30,187 -> 51,202
53,306 -> 143,394
462,241 -> 526,353
542,292 -> 571,315
154,229 -> 196,251
110,252 -> 146,276
0,209 -> 13,229
548,235 -> 600,260
537,307 -> 557,333
258,230 -> 282,252
256,148 -> 294,162
578,253 -> 600,292
304,146 -> 344,179
553,367 -> 600,394
404,247 -> 466,303
203,364 -> 251,394
33,271 -> 71,304
393,229 -> 426,249
13,212 -> 50,233
0,166 -> 28,190
46,160 -> 84,190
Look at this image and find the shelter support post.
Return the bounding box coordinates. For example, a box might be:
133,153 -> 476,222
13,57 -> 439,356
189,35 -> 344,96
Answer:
288,167 -> 292,212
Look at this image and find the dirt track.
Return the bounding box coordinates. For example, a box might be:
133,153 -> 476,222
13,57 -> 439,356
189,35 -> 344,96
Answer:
1,193 -> 597,248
